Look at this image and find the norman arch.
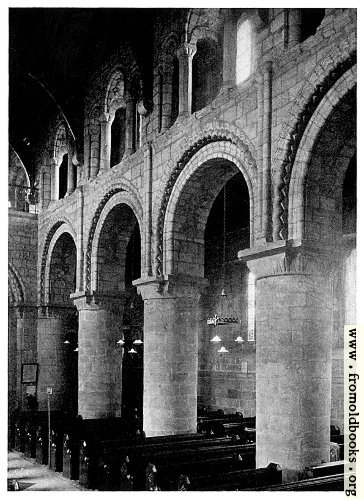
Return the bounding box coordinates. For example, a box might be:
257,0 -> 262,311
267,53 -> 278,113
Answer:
158,140 -> 257,277
89,191 -> 143,295
84,187 -> 143,295
272,50 -> 356,240
288,68 -> 356,241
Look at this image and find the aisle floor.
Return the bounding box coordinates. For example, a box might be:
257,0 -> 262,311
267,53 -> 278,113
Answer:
7,451 -> 86,491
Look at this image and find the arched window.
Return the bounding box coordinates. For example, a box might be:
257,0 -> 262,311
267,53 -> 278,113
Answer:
192,37 -> 223,114
301,8 -> 325,42
236,18 -> 253,85
171,57 -> 179,125
110,107 -> 126,167
133,100 -> 141,151
59,153 -> 68,199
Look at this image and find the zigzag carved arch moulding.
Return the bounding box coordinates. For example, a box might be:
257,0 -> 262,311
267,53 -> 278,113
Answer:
88,188 -> 144,294
275,50 -> 356,241
39,215 -> 77,306
155,129 -> 257,276
9,262 -> 25,306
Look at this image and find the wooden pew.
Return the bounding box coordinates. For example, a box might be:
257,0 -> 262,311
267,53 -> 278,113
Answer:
176,462 -> 281,491
95,435 -> 254,491
312,460 -> 344,478
132,442 -> 255,491
257,473 -> 344,491
35,423 -> 48,465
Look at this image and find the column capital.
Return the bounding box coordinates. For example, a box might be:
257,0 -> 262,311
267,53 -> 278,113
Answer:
70,291 -> 125,314
100,111 -> 113,123
177,42 -> 197,59
238,239 -> 343,279
133,274 -> 208,301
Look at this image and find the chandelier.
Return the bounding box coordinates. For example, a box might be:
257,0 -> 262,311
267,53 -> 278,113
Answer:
206,183 -> 244,353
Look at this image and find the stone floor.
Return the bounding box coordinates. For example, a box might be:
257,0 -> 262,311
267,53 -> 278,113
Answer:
7,451 -> 86,491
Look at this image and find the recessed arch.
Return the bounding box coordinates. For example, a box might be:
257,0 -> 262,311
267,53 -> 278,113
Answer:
154,135 -> 257,277
86,188 -> 143,294
44,224 -> 78,306
163,144 -> 255,276
288,70 -> 356,241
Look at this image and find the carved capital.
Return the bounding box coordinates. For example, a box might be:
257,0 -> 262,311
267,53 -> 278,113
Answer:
238,239 -> 343,280
177,42 -> 197,60
137,97 -> 153,117
133,274 -> 208,301
71,291 -> 125,314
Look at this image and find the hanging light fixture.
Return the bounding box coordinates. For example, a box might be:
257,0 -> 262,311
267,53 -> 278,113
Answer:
133,339 -> 143,345
116,339 -> 125,345
128,347 -> 137,354
210,335 -> 222,343
207,184 -> 239,328
218,346 -> 229,353
234,336 -> 245,344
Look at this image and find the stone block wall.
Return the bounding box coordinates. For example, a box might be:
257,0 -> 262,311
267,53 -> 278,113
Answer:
12,8 -> 355,429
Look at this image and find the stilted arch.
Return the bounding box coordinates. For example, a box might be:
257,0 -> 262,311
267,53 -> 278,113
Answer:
272,50 -> 356,240
288,69 -> 356,241
85,188 -> 143,294
162,142 -> 256,276
44,225 -> 77,306
39,216 -> 77,306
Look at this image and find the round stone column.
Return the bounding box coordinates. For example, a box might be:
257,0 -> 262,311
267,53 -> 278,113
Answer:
238,240 -> 339,482
72,292 -> 125,419
134,274 -> 208,436
37,305 -> 77,412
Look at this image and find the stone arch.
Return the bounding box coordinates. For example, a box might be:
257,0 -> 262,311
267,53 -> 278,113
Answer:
154,132 -> 257,276
185,8 -> 222,45
39,216 -> 77,305
9,145 -> 30,187
288,69 -> 356,241
272,51 -> 356,240
85,187 -> 143,294
156,141 -> 257,274
53,121 -> 69,164
104,68 -> 126,115
44,225 -> 78,306
8,262 -> 25,306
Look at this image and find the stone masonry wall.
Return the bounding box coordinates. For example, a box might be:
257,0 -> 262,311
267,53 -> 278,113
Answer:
32,8 -> 356,425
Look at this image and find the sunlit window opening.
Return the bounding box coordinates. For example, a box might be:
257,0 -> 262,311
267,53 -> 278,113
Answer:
236,19 -> 252,85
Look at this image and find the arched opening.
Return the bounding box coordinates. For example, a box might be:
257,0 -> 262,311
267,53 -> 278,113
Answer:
200,171 -> 253,415
192,37 -> 223,114
236,18 -> 253,85
110,107 -> 126,167
171,57 -> 179,125
133,100 -> 141,151
97,204 -> 143,429
122,223 -> 143,432
58,153 -> 68,199
301,8 -> 326,42
48,232 -> 78,415
300,87 -> 356,432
